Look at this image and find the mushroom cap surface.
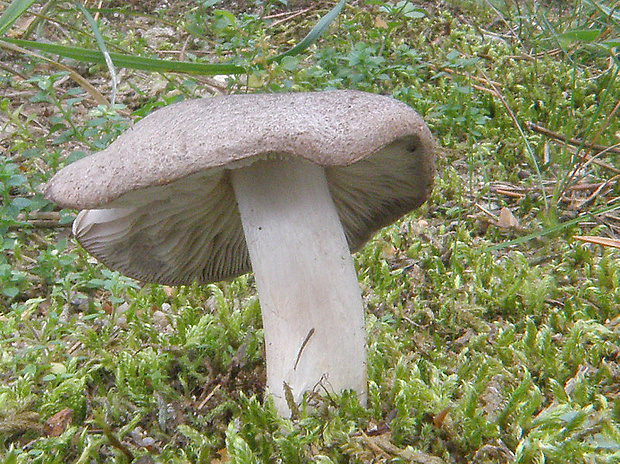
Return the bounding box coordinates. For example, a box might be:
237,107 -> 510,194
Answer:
45,90 -> 435,285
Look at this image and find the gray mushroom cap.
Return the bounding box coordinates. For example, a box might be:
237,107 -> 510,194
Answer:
45,90 -> 435,285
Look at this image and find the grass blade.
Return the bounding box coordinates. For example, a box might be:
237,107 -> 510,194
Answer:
3,38 -> 247,75
584,0 -> 620,25
0,0 -> 36,36
485,198 -> 620,251
0,38 -> 109,105
267,0 -> 346,64
75,4 -> 117,105
3,1 -> 346,76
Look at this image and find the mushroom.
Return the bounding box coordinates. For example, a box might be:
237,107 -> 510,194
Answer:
45,90 -> 435,416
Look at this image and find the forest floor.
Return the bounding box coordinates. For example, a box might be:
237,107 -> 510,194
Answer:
1,0 -> 619,462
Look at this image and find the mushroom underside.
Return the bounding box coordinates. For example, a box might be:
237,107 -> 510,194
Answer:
73,136 -> 432,286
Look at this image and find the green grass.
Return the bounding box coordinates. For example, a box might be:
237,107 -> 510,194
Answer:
1,0 -> 620,462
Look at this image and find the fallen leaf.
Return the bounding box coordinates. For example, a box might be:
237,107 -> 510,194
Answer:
162,286 -> 175,297
210,448 -> 228,463
497,207 -> 519,229
44,409 -> 73,437
366,419 -> 390,436
573,235 -> 620,249
374,17 -> 388,29
101,299 -> 114,314
433,406 -> 451,428
481,376 -> 505,422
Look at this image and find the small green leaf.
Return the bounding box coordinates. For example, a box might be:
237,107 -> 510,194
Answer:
64,150 -> 88,165
3,286 -> 19,298
280,55 -> 300,71
7,173 -> 27,187
558,29 -> 602,44
11,197 -> 31,210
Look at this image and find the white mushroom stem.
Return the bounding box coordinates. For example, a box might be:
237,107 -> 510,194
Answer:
231,158 -> 367,416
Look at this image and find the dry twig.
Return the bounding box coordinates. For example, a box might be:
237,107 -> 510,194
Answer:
11,211 -> 71,229
525,121 -> 620,173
